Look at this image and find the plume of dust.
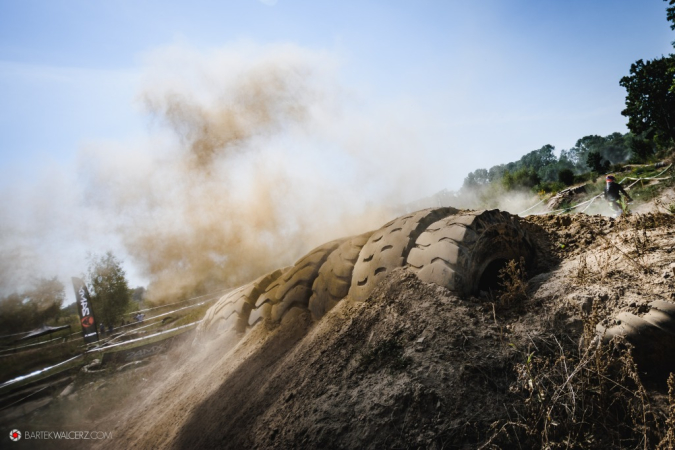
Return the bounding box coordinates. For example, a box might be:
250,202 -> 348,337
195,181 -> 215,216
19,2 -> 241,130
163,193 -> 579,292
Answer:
452,184 -> 544,215
81,45 -> 395,304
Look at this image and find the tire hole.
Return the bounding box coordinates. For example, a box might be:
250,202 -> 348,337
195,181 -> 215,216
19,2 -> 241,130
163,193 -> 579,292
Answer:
357,277 -> 368,286
477,258 -> 509,293
374,267 -> 387,276
381,245 -> 393,251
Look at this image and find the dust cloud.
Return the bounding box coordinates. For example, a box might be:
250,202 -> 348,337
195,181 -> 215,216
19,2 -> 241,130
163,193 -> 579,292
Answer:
77,43 -> 407,303
0,42 -> 489,303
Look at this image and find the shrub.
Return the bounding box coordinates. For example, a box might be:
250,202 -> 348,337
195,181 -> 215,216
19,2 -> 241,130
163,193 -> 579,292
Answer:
558,168 -> 575,186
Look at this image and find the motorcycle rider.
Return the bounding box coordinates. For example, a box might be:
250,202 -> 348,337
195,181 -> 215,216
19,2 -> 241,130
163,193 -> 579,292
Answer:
604,175 -> 633,217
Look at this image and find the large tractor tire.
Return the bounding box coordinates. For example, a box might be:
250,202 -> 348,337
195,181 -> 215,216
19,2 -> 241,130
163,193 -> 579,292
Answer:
199,208 -> 535,342
406,209 -> 536,295
308,231 -> 374,321
348,207 -> 458,302
248,239 -> 345,326
196,268 -> 286,341
599,300 -> 675,376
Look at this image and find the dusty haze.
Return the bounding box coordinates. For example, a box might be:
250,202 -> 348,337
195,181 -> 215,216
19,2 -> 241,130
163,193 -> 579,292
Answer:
0,43 -> 444,302
0,42 -> 550,303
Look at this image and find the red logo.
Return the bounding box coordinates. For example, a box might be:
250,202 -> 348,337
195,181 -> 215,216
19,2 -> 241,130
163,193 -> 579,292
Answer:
9,429 -> 21,441
81,316 -> 94,328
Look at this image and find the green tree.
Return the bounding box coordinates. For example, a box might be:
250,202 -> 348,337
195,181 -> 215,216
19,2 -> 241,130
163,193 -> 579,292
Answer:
620,56 -> 675,147
667,0 -> 675,44
0,293 -> 31,333
87,252 -> 131,328
462,168 -> 490,189
586,151 -> 610,173
131,286 -> 146,303
558,168 -> 575,186
629,136 -> 656,162
488,164 -> 506,182
25,277 -> 65,325
565,133 -> 632,171
502,167 -> 540,191
0,278 -> 66,333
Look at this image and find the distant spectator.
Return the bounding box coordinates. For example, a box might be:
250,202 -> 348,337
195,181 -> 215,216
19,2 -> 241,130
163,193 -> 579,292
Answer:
99,322 -> 105,335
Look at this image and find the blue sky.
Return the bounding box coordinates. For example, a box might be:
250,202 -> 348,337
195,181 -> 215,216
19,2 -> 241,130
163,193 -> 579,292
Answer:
1,0 -> 672,176
0,0 -> 673,302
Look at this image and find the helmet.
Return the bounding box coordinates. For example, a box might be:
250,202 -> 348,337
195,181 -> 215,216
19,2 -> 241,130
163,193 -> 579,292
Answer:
606,175 -> 615,182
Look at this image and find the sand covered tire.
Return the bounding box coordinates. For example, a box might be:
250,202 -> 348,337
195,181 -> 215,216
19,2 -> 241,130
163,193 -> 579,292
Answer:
248,239 -> 346,326
196,268 -> 285,342
308,231 -> 374,321
600,300 -> 675,375
407,209 -> 535,295
348,207 -> 458,302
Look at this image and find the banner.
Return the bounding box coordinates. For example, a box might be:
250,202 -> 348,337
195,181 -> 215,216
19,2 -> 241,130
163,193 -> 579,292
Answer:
71,277 -> 99,343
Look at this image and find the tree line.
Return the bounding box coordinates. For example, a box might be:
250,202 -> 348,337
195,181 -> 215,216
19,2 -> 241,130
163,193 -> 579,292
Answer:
463,0 -> 675,195
462,133 -> 638,193
0,252 -> 143,336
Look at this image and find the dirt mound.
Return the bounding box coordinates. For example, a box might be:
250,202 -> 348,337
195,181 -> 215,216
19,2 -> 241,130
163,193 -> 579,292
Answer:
7,210 -> 675,449
82,214 -> 672,449
90,269 -> 547,449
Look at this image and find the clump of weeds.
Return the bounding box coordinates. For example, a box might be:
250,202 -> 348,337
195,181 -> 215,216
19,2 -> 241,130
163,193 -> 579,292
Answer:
481,311 -> 675,449
496,258 -> 528,310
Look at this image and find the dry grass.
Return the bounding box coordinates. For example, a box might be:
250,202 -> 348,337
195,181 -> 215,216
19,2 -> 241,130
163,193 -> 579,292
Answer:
574,249 -> 615,285
496,258 -> 529,309
479,295 -> 675,450
482,335 -> 669,449
658,374 -> 675,449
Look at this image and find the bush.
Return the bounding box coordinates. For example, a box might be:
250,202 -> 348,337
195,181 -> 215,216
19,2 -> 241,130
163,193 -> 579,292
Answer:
502,167 -> 541,191
629,137 -> 656,163
587,151 -> 611,173
573,172 -> 592,184
610,163 -> 627,173
558,168 -> 575,186
497,258 -> 528,308
535,181 -> 566,194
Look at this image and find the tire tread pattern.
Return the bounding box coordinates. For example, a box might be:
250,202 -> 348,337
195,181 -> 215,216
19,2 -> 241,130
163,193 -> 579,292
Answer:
308,231 -> 374,320
197,268 -> 285,341
348,207 -> 458,302
248,239 -> 345,326
407,209 -> 535,295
